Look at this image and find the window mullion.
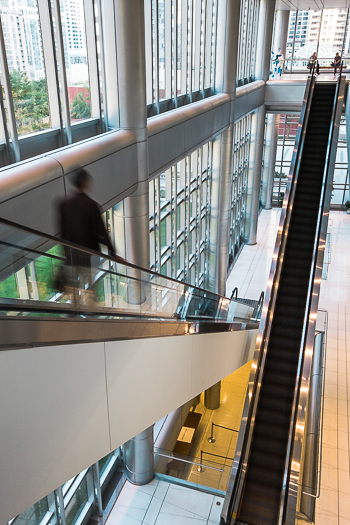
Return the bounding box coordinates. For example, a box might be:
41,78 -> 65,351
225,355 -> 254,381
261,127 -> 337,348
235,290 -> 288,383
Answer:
154,0 -> 160,112
37,0 -> 62,132
145,0 -> 153,105
0,21 -> 20,163
51,0 -> 72,145
83,0 -> 101,122
165,0 -> 172,99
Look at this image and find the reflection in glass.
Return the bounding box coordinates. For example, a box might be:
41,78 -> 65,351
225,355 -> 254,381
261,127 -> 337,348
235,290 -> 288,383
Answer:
65,475 -> 88,525
0,0 -> 51,135
10,496 -> 49,525
58,0 -> 91,122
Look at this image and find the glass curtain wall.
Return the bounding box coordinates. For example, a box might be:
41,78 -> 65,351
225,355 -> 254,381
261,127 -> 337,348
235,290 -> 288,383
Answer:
229,114 -> 252,264
0,0 -> 51,136
272,113 -> 298,206
149,142 -> 213,287
272,113 -> 349,208
145,0 -> 219,114
285,8 -> 350,72
331,116 -> 349,207
237,0 -> 259,86
0,0 -> 105,164
7,450 -> 121,525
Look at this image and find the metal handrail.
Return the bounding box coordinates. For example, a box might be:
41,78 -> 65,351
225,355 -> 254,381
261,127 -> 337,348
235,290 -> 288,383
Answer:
154,449 -> 224,473
280,70 -> 344,525
230,287 -> 238,300
301,318 -> 327,500
221,67 -> 317,525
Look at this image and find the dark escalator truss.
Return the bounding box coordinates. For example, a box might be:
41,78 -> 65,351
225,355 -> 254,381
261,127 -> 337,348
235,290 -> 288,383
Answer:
222,74 -> 345,525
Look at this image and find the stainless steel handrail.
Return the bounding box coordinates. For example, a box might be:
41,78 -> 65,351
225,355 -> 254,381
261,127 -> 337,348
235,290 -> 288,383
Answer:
301,318 -> 327,500
281,71 -> 345,525
221,68 -> 318,525
154,450 -> 224,473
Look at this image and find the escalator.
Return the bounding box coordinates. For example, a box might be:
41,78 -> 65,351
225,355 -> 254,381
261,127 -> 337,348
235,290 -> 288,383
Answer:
221,74 -> 345,525
0,216 -> 259,348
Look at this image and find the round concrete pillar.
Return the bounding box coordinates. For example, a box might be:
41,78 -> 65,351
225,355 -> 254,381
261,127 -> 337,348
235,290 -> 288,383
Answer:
204,382 -> 221,410
125,426 -> 154,485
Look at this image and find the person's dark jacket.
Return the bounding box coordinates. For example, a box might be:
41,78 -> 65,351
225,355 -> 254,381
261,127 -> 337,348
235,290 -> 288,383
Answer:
59,191 -> 115,257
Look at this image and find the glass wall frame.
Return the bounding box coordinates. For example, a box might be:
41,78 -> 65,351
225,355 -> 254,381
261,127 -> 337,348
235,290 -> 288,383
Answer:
236,0 -> 259,86
149,141 -> 213,287
229,113 -> 252,263
0,0 -> 107,167
7,449 -> 122,525
145,0 -> 219,115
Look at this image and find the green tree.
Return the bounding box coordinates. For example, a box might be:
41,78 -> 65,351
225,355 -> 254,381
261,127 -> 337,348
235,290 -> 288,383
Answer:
70,91 -> 91,120
9,69 -> 50,134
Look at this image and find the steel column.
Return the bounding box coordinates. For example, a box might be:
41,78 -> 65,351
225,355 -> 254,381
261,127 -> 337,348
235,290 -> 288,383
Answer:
208,0 -> 240,296
114,0 -> 150,269
273,10 -> 289,56
261,113 -> 279,210
207,0 -> 240,409
124,426 -> 154,485
255,0 -> 277,81
245,105 -> 266,244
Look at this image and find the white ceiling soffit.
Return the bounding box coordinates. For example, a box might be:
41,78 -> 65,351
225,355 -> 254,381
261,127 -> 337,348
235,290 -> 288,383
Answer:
276,0 -> 350,10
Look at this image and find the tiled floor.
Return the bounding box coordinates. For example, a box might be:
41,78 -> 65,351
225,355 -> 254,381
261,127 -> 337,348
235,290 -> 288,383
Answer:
106,479 -> 224,525
314,211 -> 350,525
182,361 -> 252,492
106,209 -> 348,525
226,208 -> 281,299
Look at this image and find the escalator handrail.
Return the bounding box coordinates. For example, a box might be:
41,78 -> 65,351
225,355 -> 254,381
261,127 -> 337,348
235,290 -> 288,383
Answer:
0,216 -> 227,303
221,70 -> 318,525
280,69 -> 345,524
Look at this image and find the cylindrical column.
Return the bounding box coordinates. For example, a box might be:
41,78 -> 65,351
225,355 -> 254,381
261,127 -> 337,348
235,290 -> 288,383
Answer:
125,426 -> 154,485
245,105 -> 266,244
261,113 -> 279,210
204,382 -> 221,410
208,130 -> 233,296
207,0 -> 240,409
114,0 -> 150,269
255,0 -> 277,81
273,10 -> 290,57
208,0 -> 240,296
115,1 -> 153,485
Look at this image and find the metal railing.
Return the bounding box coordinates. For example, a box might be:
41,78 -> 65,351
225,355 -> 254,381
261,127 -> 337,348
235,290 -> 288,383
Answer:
207,423 -> 238,444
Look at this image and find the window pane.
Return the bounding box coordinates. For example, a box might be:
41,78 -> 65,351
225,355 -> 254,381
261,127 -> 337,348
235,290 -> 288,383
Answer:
59,0 -> 91,122
0,1 -> 51,136
65,475 -> 89,525
11,496 -> 49,525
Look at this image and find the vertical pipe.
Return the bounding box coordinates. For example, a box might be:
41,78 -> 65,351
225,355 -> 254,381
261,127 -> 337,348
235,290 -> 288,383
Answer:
255,0 -> 276,81
245,105 -> 266,244
261,113 -> 279,210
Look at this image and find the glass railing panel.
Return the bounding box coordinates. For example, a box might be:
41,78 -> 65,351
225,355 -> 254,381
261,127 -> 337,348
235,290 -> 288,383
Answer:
154,447 -> 232,493
0,219 -> 263,324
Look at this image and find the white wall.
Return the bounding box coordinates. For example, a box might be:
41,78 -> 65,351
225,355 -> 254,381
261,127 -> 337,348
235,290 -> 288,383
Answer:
0,329 -> 257,524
